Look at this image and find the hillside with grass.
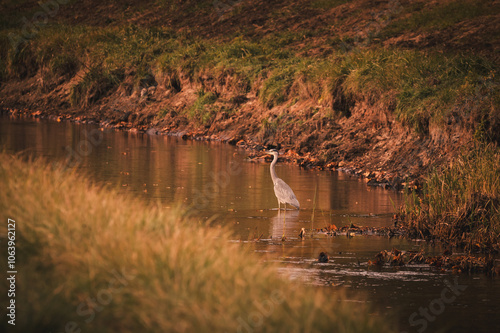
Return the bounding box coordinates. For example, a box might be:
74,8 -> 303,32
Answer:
0,0 -> 499,185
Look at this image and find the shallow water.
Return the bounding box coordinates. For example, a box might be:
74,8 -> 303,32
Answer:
1,115 -> 499,332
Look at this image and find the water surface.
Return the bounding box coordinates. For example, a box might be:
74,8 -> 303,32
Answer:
1,115 -> 499,332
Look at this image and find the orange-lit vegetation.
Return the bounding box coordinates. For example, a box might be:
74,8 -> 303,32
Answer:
399,144 -> 500,252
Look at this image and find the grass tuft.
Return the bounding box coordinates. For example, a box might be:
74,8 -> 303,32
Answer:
187,89 -> 219,124
70,65 -> 123,107
399,143 -> 500,252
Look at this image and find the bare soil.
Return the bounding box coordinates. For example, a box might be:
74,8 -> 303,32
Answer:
0,69 -> 468,189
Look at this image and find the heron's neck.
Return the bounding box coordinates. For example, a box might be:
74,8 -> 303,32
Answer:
270,154 -> 278,183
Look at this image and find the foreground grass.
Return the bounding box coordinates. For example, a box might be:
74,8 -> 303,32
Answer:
399,143 -> 500,252
0,154 -> 391,332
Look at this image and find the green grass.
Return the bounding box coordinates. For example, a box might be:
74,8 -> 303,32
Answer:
260,67 -> 296,108
187,89 -> 219,124
69,65 -> 123,107
0,153 -> 392,332
260,118 -> 278,137
332,48 -> 498,135
399,143 -> 500,252
157,107 -> 169,119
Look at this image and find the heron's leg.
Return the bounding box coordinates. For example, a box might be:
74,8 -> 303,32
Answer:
282,203 -> 287,241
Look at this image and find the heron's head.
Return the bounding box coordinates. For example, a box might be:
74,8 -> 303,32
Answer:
266,149 -> 278,156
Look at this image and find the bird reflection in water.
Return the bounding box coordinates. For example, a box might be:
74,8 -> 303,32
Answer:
266,149 -> 300,241
270,208 -> 300,241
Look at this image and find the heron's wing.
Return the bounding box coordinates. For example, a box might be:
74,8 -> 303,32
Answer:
274,178 -> 300,209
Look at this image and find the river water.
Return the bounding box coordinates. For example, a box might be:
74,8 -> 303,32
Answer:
1,115 -> 499,332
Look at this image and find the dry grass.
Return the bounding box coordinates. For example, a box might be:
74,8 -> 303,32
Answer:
399,143 -> 500,252
0,154 -> 391,332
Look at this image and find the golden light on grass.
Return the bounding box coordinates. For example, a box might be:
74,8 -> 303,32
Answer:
400,143 -> 500,252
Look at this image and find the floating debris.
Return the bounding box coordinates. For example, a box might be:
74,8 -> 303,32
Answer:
318,252 -> 329,263
313,223 -> 406,238
369,248 -> 499,276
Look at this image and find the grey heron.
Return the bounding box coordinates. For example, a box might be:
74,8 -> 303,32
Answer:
266,149 -> 300,240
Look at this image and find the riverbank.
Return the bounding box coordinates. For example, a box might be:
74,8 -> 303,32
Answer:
1,0 -> 499,188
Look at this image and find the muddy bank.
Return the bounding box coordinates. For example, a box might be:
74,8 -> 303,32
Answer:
0,68 -> 470,189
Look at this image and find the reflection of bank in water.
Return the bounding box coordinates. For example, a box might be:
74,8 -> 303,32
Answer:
270,209 -> 300,240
